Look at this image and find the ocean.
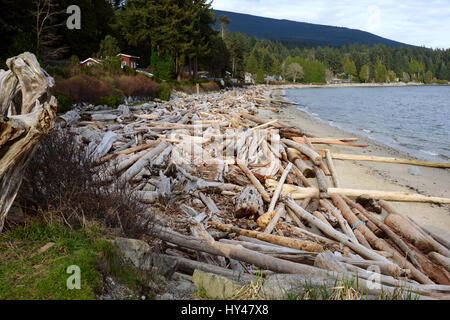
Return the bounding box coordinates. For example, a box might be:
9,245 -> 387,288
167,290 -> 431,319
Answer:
284,86 -> 450,162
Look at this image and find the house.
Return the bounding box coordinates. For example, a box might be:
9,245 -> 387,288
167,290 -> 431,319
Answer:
244,72 -> 255,84
117,53 -> 140,69
80,58 -> 101,68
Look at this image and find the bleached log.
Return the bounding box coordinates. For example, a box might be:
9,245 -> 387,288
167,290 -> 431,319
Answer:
198,192 -> 220,215
264,203 -> 286,234
330,153 -> 450,168
282,139 -> 322,165
319,199 -> 358,243
0,52 -> 57,232
284,197 -> 388,262
91,131 -> 118,160
331,194 -> 433,284
428,252 -> 450,272
267,162 -> 292,214
237,160 -> 271,202
209,220 -> 324,253
325,149 -> 340,187
121,141 -> 168,181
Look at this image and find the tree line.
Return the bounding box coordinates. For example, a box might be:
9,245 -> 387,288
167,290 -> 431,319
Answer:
1,0 -> 449,83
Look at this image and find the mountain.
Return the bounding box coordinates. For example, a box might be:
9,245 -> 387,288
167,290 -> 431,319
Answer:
213,10 -> 410,47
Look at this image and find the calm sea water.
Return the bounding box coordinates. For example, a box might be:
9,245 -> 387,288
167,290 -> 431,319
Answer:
284,86 -> 450,162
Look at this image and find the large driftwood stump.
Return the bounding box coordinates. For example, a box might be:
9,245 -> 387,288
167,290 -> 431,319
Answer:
0,52 -> 57,232
233,186 -> 264,218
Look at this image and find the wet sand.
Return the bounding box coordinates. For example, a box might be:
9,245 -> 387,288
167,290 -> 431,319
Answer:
259,87 -> 450,240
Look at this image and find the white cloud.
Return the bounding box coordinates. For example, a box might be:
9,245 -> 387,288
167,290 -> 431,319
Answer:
212,0 -> 450,48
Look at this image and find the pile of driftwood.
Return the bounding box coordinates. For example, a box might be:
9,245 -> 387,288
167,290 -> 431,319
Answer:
55,84 -> 450,299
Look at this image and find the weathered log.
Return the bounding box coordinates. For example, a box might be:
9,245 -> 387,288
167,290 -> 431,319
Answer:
319,199 -> 358,243
121,141 -> 168,181
0,52 -> 57,232
163,253 -> 255,283
379,200 -> 450,258
267,162 -> 292,214
384,214 -> 443,255
282,139 -> 322,165
428,252 -> 450,272
331,194 -> 433,284
236,160 -> 271,202
209,220 -> 323,253
286,148 -> 315,178
264,203 -> 286,234
329,153 -> 450,168
284,197 -> 388,262
233,186 -> 264,218
325,149 -> 340,187
344,196 -> 424,272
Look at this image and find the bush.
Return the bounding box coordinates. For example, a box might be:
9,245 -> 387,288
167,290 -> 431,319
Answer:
200,82 -> 219,92
123,65 -> 137,76
54,91 -> 73,113
96,92 -> 124,107
151,52 -> 174,80
157,82 -> 171,101
46,65 -> 70,79
55,74 -> 110,104
115,75 -> 158,98
19,130 -> 154,237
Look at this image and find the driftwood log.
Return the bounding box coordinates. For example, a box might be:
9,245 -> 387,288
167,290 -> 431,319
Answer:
0,52 -> 57,232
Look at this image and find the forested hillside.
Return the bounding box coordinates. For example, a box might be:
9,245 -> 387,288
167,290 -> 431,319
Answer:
1,0 -> 449,85
213,10 -> 409,47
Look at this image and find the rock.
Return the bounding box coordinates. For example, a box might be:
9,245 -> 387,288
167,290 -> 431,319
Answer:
408,166 -> 422,176
157,293 -> 174,300
260,274 -> 337,300
112,237 -> 152,269
149,254 -> 179,280
192,270 -> 243,299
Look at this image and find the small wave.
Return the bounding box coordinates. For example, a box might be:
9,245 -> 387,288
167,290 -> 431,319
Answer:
362,129 -> 372,134
419,149 -> 439,156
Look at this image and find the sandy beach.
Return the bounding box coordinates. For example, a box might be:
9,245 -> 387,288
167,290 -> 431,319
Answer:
260,86 -> 450,240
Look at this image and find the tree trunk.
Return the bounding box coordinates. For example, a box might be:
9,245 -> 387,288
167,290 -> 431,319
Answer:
0,52 -> 57,232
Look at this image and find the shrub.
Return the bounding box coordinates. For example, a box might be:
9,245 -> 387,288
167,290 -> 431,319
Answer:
123,65 -> 137,76
157,82 -> 171,101
151,52 -> 174,80
200,82 -> 219,92
96,92 -> 124,107
55,74 -> 110,104
54,91 -> 73,113
19,130 -> 154,238
46,65 -> 70,79
115,75 -> 158,98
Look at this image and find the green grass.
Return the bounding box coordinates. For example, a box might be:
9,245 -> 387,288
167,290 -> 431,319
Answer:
0,221 -> 160,300
0,222 -> 104,299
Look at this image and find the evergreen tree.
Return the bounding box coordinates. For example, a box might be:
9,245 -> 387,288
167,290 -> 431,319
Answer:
97,35 -> 120,58
245,52 -> 258,74
359,64 -> 370,82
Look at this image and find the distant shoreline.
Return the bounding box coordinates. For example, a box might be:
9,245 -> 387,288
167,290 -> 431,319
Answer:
268,82 -> 449,90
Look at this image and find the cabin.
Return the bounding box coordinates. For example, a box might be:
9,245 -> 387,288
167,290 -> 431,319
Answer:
245,72 -> 255,84
80,58 -> 101,68
117,54 -> 140,70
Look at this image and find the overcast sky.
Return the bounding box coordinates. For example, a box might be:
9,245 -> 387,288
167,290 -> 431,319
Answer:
212,0 -> 450,49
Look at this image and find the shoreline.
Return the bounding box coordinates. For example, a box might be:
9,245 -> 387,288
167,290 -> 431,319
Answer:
260,87 -> 450,239
268,82 -> 449,89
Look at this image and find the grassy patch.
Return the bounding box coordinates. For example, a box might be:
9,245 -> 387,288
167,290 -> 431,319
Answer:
0,222 -> 104,299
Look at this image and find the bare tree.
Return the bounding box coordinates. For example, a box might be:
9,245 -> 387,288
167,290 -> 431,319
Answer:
31,0 -> 67,62
287,63 -> 304,83
218,15 -> 231,39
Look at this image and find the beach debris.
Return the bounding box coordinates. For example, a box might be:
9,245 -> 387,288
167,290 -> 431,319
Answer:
408,166 -> 422,176
7,76 -> 450,299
